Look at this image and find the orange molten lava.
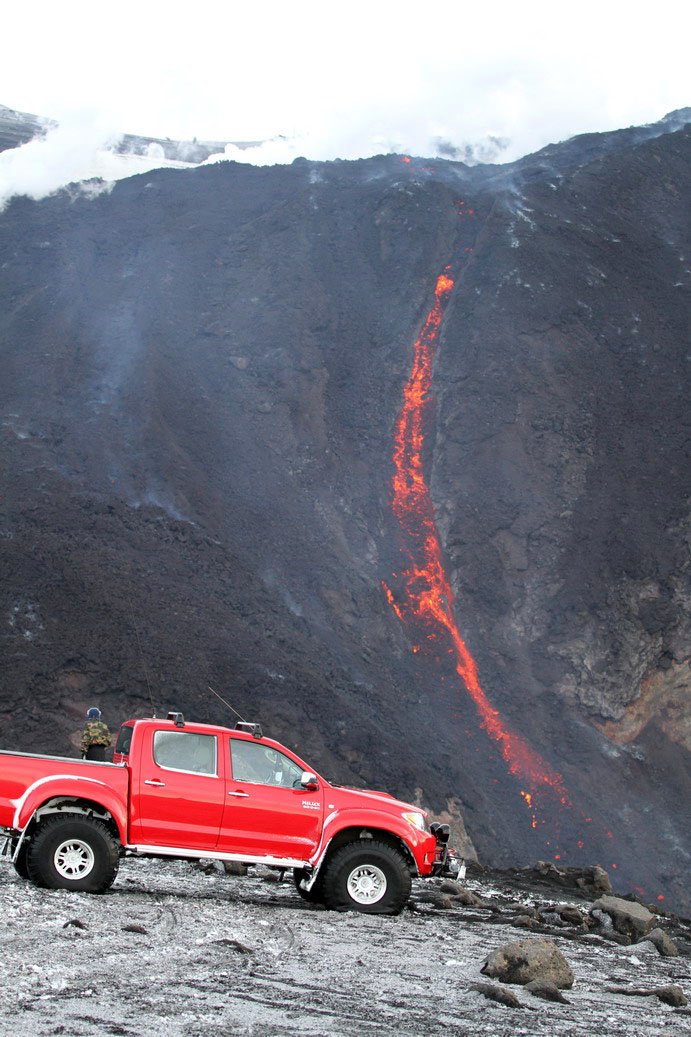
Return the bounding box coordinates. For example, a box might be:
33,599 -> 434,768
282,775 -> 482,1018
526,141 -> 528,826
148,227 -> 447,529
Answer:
385,269 -> 571,815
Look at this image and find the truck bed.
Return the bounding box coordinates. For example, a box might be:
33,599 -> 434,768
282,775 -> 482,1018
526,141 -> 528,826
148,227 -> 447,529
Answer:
0,751 -> 129,833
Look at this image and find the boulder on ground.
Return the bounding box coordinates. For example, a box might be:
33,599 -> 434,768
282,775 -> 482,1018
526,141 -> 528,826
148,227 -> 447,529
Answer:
525,979 -> 570,1004
590,866 -> 613,894
438,880 -> 485,906
194,860 -> 220,875
471,982 -> 524,1008
642,928 -> 679,957
653,985 -> 687,1007
415,890 -> 455,910
532,861 -> 611,895
607,984 -> 688,1007
558,904 -> 585,926
538,909 -> 566,927
450,888 -> 485,907
481,938 -> 574,989
511,914 -> 541,930
223,861 -> 248,876
591,895 -> 655,939
439,879 -> 464,894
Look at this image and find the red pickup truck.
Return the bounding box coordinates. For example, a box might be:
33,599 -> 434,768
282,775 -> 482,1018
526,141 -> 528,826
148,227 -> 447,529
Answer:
0,712 -> 457,914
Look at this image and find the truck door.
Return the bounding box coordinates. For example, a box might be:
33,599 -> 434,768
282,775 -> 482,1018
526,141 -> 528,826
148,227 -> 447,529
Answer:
133,728 -> 225,850
218,737 -> 323,860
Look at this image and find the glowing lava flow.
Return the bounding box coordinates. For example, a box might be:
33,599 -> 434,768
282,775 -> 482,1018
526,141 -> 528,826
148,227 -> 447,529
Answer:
384,270 -> 570,820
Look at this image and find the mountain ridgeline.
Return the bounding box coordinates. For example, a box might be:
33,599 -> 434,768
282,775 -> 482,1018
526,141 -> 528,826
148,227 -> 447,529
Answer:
0,111 -> 689,911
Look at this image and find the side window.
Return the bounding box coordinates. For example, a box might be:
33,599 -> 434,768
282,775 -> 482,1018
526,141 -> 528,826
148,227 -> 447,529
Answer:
115,725 -> 133,756
153,731 -> 217,776
230,740 -> 304,788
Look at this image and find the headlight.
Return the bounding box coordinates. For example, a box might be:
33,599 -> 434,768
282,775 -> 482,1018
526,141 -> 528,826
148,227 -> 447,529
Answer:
402,811 -> 428,832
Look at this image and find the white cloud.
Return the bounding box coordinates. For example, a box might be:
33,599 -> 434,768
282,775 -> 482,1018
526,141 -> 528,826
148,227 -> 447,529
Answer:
0,0 -> 689,202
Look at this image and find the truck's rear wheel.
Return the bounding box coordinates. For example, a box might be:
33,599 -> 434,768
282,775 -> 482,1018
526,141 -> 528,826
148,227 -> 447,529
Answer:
13,841 -> 30,880
321,839 -> 411,915
26,814 -> 119,893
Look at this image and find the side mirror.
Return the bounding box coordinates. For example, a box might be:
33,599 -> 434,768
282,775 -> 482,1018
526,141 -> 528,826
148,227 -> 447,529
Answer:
299,771 -> 319,792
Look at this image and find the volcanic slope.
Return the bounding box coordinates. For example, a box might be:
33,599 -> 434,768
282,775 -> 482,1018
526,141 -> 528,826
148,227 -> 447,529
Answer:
0,114 -> 689,911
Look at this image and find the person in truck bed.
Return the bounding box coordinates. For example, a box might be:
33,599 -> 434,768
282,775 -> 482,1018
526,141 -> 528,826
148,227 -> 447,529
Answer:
80,707 -> 113,761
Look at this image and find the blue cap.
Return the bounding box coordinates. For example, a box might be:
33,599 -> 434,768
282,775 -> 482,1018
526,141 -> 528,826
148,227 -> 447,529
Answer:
87,707 -> 101,720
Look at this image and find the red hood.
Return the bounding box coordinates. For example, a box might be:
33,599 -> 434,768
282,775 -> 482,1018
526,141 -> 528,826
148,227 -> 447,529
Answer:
328,784 -> 422,815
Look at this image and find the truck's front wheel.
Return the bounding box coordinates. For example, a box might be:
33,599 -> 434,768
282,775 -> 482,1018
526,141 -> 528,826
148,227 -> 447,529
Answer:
26,814 -> 120,893
321,839 -> 412,915
293,867 -> 325,904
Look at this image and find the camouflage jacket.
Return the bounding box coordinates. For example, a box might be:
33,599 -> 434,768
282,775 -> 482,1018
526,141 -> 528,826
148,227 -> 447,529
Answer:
80,720 -> 112,753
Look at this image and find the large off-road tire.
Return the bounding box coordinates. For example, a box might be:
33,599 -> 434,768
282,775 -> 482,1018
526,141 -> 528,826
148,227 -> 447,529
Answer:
293,867 -> 325,904
321,839 -> 412,915
26,814 -> 120,893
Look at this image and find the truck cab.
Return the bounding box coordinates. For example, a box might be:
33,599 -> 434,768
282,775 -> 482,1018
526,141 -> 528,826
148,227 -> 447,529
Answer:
2,713 -> 457,914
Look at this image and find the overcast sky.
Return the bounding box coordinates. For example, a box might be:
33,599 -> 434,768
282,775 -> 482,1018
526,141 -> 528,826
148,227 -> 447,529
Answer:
1,0 -> 690,174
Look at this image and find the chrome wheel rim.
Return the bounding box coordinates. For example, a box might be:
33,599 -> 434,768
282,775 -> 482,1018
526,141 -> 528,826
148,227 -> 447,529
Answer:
346,863 -> 387,905
54,839 -> 95,880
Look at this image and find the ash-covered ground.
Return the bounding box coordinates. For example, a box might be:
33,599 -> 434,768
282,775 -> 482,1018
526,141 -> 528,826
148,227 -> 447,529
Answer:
1,857 -> 689,1036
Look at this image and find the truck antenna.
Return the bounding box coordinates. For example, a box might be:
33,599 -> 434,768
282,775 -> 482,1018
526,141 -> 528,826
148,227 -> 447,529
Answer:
130,611 -> 157,718
207,684 -> 246,723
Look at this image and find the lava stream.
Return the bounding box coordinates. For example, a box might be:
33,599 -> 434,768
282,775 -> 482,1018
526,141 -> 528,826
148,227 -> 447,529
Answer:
384,271 -> 570,818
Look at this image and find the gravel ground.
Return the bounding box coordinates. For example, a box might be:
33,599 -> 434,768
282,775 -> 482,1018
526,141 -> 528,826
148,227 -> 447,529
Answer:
1,858 -> 689,1036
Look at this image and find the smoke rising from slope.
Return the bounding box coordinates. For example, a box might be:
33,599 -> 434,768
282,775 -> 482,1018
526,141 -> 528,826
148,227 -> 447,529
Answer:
0,112 -> 124,209
0,111 -> 204,210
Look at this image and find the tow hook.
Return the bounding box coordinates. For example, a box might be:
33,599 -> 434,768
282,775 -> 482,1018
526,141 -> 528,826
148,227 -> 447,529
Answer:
430,822 -> 466,879
442,851 -> 466,880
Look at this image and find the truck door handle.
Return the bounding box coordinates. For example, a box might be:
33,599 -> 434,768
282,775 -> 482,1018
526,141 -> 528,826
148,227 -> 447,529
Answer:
227,790 -> 249,798
144,779 -> 166,787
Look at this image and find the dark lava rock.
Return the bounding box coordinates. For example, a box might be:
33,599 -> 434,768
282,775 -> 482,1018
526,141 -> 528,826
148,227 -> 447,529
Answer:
531,862 -> 613,896
449,888 -> 485,908
511,914 -> 542,930
525,979 -> 570,1003
591,907 -> 614,930
652,985 -> 687,1008
194,861 -> 220,876
432,896 -> 456,911
481,938 -> 575,988
538,909 -> 566,927
439,879 -> 465,894
121,923 -> 148,934
558,904 -> 586,926
591,895 -> 656,939
213,938 -> 253,954
261,871 -> 283,884
642,927 -> 680,957
62,918 -> 87,930
471,982 -> 525,1009
415,890 -> 456,910
607,984 -> 688,1007
223,861 -> 249,877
